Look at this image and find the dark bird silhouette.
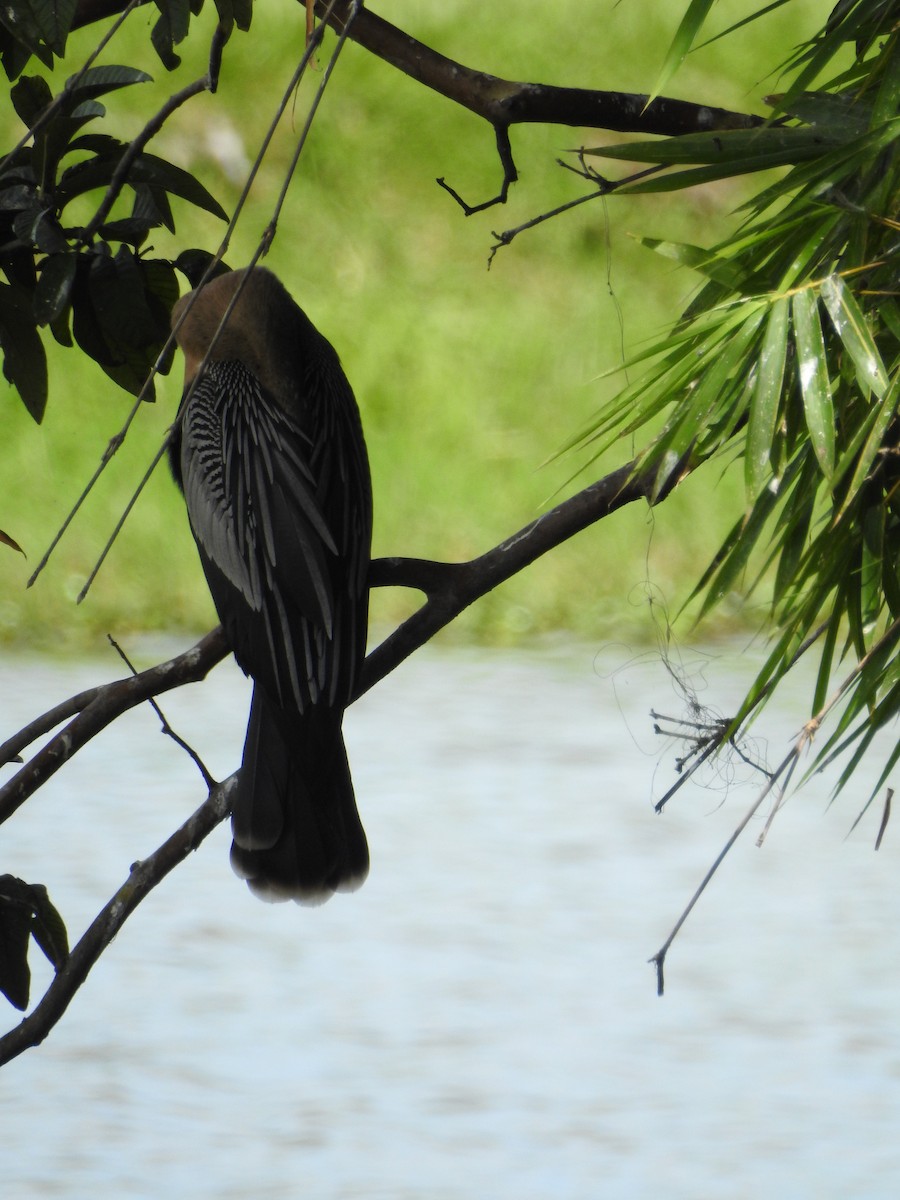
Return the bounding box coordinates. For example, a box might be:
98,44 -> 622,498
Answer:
168,266 -> 372,902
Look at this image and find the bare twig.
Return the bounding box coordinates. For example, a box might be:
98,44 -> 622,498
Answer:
107,635 -> 216,788
487,162 -> 665,264
0,628 -> 228,827
26,18 -> 230,593
3,451 -> 674,832
649,741 -> 800,997
649,614 -> 900,994
0,449 -> 672,1063
359,457 -> 679,696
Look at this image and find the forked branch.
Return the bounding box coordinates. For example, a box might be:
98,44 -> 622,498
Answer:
0,452 -> 680,1063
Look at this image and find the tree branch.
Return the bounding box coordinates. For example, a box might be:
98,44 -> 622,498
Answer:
71,0 -> 762,216
0,628 -> 229,825
0,438 -> 688,1062
314,2 -> 760,136
360,455 -> 682,695
5,454 -> 669,814
0,778 -> 232,1065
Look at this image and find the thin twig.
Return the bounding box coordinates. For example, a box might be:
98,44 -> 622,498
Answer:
77,74 -> 215,246
33,2 -> 346,598
488,163 -> 665,263
649,743 -> 799,997
27,18 -> 230,592
649,614 -> 900,994
0,628 -> 228,827
75,434 -> 174,603
106,635 -> 216,788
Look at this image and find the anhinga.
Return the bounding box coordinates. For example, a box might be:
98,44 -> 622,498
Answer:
168,266 -> 372,903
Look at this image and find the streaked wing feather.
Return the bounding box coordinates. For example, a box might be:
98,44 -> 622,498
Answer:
179,362 -> 344,711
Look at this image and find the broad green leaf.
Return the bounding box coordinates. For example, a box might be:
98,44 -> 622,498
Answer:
174,248 -> 230,288
9,73 -> 52,126
27,0 -> 76,54
0,283 -> 47,421
131,153 -> 227,220
746,296 -> 789,497
792,289 -> 835,480
27,883 -> 68,970
0,527 -> 24,555
151,0 -> 192,70
861,505 -> 885,625
776,91 -> 872,139
872,34 -> 900,127
231,0 -> 253,31
881,299 -> 900,344
748,119 -> 900,214
0,875 -> 68,1011
695,479 -> 782,618
650,305 -> 766,466
1,0 -> 76,57
34,251 -> 77,324
615,157 -> 813,195
820,273 -> 889,398
0,883 -> 32,1010
57,150 -> 227,221
65,63 -> 152,102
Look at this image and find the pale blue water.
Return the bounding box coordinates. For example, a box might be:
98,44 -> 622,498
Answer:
2,640 -> 899,1198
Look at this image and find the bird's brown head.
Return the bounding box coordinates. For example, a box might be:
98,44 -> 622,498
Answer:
171,266 -> 306,400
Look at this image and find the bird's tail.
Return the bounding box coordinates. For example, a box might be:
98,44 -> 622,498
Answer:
229,685 -> 369,903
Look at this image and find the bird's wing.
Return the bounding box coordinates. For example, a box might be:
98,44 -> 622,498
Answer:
178,360 -> 342,712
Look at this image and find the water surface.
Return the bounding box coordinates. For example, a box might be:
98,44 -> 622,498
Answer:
2,641 -> 899,1198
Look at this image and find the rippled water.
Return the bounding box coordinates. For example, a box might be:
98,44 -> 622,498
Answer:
2,639 -> 900,1198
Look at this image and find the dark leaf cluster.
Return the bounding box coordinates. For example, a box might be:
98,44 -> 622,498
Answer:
0,0 -> 252,79
0,874 -> 68,1011
0,61 -> 228,418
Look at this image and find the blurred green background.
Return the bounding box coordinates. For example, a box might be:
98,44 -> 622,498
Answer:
0,0 -> 825,652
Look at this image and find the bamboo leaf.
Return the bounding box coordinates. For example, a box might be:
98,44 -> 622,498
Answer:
836,372 -> 900,516
647,0 -> 716,104
746,296 -> 789,497
638,237 -> 746,288
583,124 -> 845,166
820,273 -> 889,399
792,289 -> 835,480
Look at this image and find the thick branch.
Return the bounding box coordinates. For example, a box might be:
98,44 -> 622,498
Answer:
359,455 -> 680,695
1,455 -> 677,823
0,452 -> 683,1060
314,1 -> 761,136
72,0 -> 760,139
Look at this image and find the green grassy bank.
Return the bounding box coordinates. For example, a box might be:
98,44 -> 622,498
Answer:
0,1 -> 823,652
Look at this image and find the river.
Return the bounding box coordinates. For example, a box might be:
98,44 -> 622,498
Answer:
2,638 -> 899,1198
